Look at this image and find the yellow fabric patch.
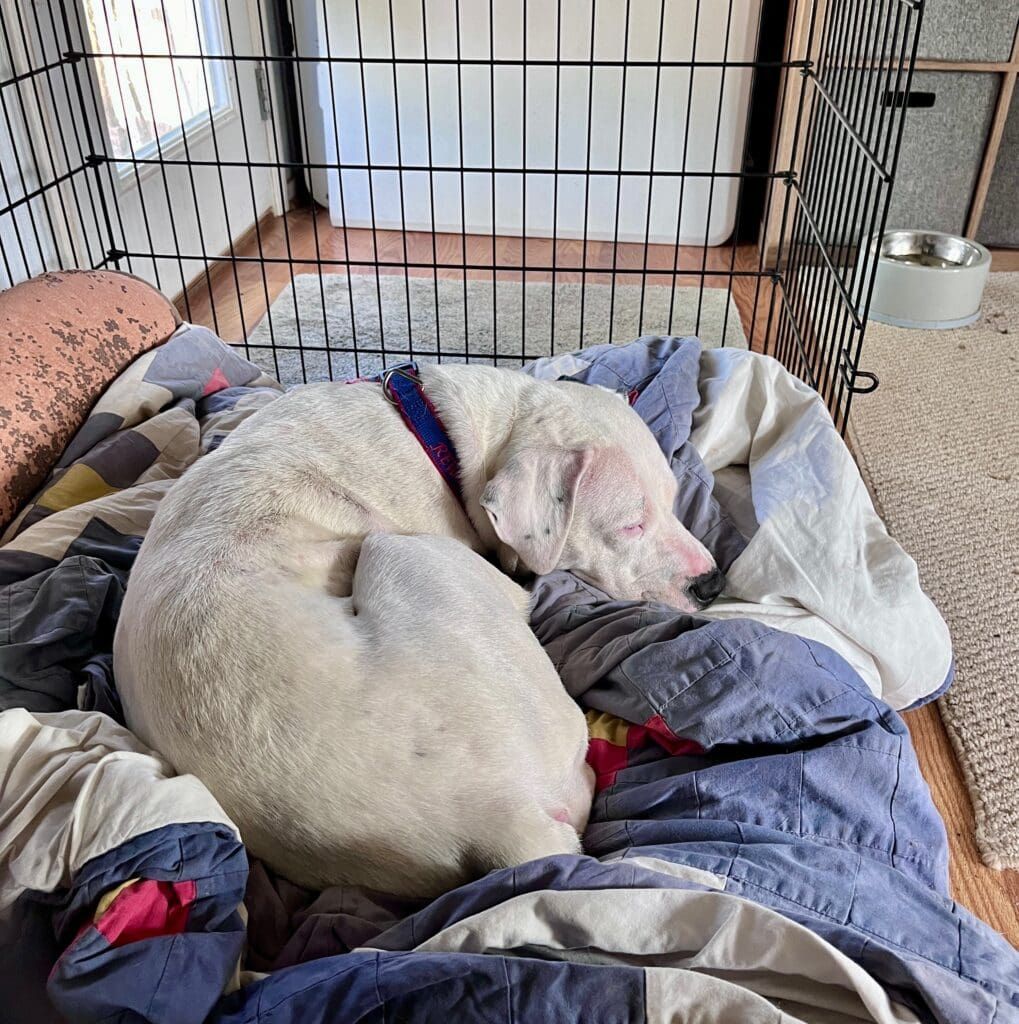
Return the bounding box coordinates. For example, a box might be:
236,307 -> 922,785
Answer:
585,710 -> 632,745
37,464 -> 119,512
93,878 -> 140,923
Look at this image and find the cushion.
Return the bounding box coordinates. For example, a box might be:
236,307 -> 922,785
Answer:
0,270 -> 180,532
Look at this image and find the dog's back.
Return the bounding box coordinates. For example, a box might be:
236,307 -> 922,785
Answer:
114,384 -> 592,894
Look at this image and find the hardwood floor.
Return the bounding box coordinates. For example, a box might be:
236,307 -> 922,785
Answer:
177,205 -> 776,352
906,705 -> 1019,945
989,248 -> 1019,273
178,207 -> 1018,948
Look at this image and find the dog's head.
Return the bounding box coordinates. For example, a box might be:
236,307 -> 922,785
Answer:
480,383 -> 725,613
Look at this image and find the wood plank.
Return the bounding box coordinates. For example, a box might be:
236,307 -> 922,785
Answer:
914,58 -> 1019,74
174,209 -> 276,331
965,37 -> 1019,238
990,248 -> 1019,271
964,17 -> 1019,237
848,425 -> 1019,949
905,703 -> 1019,945
841,58 -> 1019,75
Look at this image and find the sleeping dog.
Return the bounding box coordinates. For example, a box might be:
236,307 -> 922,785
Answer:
114,365 -> 724,896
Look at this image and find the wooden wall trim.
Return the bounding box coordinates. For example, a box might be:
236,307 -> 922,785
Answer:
965,23 -> 1019,239
173,209 -> 276,319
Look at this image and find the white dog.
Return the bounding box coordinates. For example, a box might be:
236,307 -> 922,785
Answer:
114,365 -> 723,896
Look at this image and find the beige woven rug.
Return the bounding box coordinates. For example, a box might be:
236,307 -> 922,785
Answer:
849,272 -> 1019,869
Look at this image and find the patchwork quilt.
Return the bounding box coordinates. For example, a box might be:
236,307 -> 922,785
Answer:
1,326 -> 1016,1023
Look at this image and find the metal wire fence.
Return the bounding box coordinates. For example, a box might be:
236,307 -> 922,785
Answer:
0,0 -> 922,432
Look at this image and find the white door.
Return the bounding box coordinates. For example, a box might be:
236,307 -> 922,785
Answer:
77,0 -> 280,310
315,0 -> 761,247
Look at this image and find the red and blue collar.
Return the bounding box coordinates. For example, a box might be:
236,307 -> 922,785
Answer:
352,361 -> 637,512
359,362 -> 465,509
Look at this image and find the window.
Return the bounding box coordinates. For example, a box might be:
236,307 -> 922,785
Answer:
83,0 -> 231,162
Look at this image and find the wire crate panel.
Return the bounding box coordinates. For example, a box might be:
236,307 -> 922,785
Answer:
0,0 -> 924,433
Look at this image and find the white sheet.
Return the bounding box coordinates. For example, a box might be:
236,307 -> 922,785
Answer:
691,349 -> 952,709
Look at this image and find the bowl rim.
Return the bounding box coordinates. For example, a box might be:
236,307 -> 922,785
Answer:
869,229 -> 992,273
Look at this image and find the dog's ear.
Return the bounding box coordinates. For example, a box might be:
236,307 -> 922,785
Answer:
480,447 -> 592,575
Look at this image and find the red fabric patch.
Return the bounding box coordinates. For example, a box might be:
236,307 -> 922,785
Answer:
627,388 -> 640,406
202,366 -> 230,397
586,716 -> 703,792
95,879 -> 197,949
586,737 -> 630,793
641,714 -> 705,757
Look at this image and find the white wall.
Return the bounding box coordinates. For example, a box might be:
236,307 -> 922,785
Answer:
302,0 -> 761,247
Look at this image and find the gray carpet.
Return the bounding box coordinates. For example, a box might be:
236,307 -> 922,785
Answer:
245,273 -> 747,386
849,272 -> 1019,870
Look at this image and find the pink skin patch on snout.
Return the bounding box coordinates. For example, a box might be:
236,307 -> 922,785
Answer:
666,536 -> 715,582
551,808 -> 572,824
641,535 -> 718,610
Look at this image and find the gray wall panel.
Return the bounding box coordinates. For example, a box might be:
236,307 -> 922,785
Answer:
979,90 -> 1019,248
886,72 -> 998,235
915,1 -> 1017,63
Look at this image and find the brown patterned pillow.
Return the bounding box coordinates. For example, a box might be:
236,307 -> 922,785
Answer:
0,270 -> 180,532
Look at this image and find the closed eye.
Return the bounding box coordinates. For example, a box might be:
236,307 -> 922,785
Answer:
621,499 -> 647,537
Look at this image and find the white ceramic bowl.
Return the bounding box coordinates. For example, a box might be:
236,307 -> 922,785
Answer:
865,230 -> 991,330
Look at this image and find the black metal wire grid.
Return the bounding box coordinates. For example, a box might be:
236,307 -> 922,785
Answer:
0,0 -> 923,434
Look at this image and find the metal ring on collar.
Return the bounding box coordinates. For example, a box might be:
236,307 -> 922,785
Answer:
380,365 -> 419,407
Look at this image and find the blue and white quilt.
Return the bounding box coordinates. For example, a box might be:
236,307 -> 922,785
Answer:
1,329 -> 1014,1024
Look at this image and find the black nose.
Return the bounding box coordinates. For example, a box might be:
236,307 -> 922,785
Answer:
688,567 -> 726,607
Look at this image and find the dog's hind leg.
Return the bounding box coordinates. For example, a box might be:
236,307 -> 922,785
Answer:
467,802 -> 583,876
